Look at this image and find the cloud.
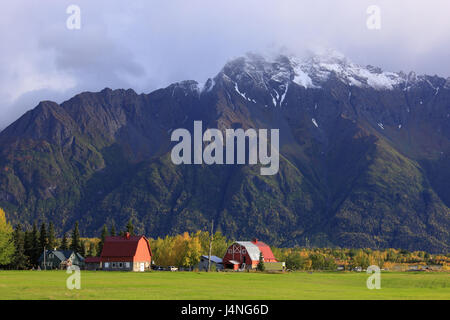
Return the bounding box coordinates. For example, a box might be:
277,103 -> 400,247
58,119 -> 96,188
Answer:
38,23 -> 146,87
1,0 -> 449,129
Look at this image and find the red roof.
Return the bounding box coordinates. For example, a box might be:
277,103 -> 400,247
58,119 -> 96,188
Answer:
100,234 -> 152,259
251,239 -> 277,262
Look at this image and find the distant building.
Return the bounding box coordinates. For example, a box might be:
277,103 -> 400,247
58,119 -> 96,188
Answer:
222,238 -> 283,270
38,250 -> 84,270
100,232 -> 152,272
196,255 -> 224,271
84,257 -> 102,270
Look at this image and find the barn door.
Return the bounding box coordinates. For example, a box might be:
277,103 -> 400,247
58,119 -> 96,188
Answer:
140,262 -> 145,272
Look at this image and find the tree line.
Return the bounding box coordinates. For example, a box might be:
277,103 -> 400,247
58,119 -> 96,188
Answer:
0,214 -> 135,269
0,207 -> 86,269
1,208 -> 449,270
0,209 -> 231,270
273,247 -> 450,271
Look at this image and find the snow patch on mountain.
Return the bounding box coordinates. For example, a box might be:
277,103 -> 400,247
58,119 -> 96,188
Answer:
234,82 -> 247,100
289,51 -> 405,90
215,50 -> 449,111
280,84 -> 289,105
221,50 -> 444,94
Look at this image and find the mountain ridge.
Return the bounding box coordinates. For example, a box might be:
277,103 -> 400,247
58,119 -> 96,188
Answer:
0,51 -> 449,252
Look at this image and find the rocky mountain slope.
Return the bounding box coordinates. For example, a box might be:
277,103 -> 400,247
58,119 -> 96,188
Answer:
1,51 -> 449,252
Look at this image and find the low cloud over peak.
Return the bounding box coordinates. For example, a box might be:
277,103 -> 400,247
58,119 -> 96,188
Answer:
1,0 -> 449,129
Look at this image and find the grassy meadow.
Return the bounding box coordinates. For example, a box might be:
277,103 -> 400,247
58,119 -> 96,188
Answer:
0,270 -> 448,300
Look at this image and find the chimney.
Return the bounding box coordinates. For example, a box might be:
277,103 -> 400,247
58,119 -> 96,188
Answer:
253,238 -> 258,243
125,232 -> 130,240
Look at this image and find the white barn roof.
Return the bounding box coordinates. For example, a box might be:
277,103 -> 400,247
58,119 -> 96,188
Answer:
235,241 -> 261,261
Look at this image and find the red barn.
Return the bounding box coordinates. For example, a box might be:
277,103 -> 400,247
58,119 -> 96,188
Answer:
222,238 -> 277,270
100,232 -> 152,272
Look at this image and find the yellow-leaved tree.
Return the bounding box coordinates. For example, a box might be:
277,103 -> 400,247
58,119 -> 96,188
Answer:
0,208 -> 15,265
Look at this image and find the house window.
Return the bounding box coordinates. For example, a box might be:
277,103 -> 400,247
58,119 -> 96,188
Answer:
125,262 -> 130,268
242,249 -> 247,254
104,262 -> 109,268
118,262 -> 123,268
112,262 -> 117,268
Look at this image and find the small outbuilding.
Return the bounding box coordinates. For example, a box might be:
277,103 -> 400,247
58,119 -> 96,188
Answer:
100,232 -> 152,272
84,257 -> 102,270
196,255 -> 224,271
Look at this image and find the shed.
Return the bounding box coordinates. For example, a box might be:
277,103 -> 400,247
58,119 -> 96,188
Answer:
196,255 -> 224,271
85,257 -> 102,270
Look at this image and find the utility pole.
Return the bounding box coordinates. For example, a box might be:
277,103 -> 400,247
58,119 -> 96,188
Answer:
207,220 -> 214,272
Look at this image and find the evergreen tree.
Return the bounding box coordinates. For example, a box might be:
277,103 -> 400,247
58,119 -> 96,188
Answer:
24,229 -> 33,263
47,222 -> 56,250
126,219 -> 134,236
12,224 -> 29,270
39,223 -> 48,252
29,223 -> 40,266
70,222 -> 81,253
98,224 -> 108,256
257,252 -> 265,272
60,233 -> 69,250
0,208 -> 15,266
110,223 -> 116,236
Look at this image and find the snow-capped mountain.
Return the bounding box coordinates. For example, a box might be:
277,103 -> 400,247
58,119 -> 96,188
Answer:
0,50 -> 449,252
201,50 -> 449,108
164,50 -> 450,110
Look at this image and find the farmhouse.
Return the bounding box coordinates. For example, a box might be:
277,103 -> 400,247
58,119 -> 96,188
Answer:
222,238 -> 283,270
100,232 -> 152,272
38,250 -> 84,270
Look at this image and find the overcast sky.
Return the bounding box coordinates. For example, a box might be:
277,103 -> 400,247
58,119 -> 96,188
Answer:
1,0 -> 449,129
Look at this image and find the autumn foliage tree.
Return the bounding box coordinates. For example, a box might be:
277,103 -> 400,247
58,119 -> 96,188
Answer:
149,231 -> 231,268
0,208 -> 15,266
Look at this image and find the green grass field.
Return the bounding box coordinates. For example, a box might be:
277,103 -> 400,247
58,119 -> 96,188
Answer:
0,271 -> 448,300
